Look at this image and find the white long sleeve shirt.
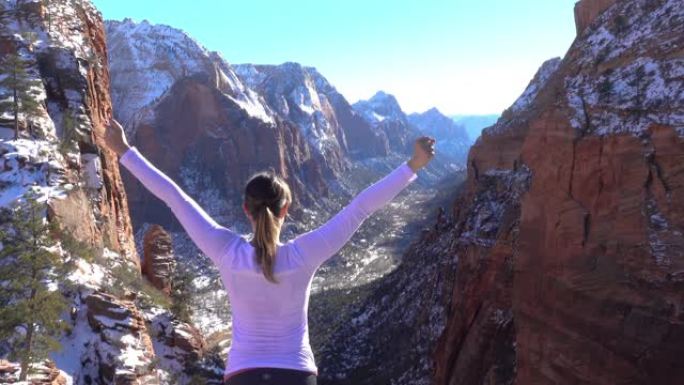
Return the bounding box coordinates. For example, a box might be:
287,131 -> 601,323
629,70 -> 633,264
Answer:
119,146 -> 418,379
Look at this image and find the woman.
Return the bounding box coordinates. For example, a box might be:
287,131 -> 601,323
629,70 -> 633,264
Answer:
103,118 -> 435,385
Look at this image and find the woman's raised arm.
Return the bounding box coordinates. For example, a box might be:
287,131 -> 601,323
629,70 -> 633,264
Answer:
292,136 -> 435,270
104,119 -> 240,267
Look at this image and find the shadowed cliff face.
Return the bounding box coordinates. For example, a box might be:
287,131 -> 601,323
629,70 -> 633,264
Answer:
434,0 -> 684,384
122,73 -> 329,229
235,63 -> 390,166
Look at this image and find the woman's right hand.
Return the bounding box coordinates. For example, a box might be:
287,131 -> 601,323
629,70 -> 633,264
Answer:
407,136 -> 436,172
104,118 -> 131,157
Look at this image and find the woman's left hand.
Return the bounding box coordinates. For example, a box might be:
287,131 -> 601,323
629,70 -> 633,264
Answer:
103,118 -> 131,156
407,136 -> 436,172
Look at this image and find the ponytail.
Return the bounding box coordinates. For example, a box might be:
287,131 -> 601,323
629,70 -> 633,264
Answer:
244,171 -> 291,284
253,204 -> 279,283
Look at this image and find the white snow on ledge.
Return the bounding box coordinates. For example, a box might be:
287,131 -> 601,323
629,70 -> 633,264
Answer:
563,0 -> 684,136
565,56 -> 684,135
481,57 -> 561,137
510,58 -> 562,114
0,139 -> 68,207
106,19 -> 276,127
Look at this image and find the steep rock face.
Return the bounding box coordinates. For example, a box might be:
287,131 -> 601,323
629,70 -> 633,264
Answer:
142,224 -> 176,294
432,168 -> 529,385
353,91 -> 421,155
0,0 -> 137,263
408,107 -> 470,164
235,63 -> 389,168
106,19 -> 272,132
468,57 -> 561,176
435,0 -> 684,384
84,291 -> 159,384
149,315 -> 207,370
126,74 -> 327,228
233,62 -> 347,176
324,88 -> 390,160
106,21 -> 331,229
574,0 -> 618,35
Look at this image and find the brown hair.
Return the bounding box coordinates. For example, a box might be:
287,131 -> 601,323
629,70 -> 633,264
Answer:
243,169 -> 291,283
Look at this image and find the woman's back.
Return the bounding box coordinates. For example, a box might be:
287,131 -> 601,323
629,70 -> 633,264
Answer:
222,238 -> 318,375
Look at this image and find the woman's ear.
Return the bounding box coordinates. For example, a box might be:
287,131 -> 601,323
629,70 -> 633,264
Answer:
279,201 -> 290,219
243,202 -> 251,219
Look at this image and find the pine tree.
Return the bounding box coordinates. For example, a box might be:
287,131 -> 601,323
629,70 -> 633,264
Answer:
59,110 -> 78,154
0,53 -> 42,140
0,191 -> 69,381
170,263 -> 194,323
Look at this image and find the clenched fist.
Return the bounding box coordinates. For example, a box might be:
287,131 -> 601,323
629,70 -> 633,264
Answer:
103,118 -> 131,157
407,136 -> 436,172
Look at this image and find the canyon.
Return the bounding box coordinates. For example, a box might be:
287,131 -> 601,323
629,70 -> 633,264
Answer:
0,0 -> 682,384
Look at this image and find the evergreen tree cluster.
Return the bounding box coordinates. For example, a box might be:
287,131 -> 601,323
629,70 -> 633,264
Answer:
0,191 -> 68,380
0,53 -> 42,140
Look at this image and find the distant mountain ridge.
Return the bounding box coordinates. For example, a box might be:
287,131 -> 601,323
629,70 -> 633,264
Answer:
351,91 -> 421,156
234,62 -> 389,165
408,107 -> 470,164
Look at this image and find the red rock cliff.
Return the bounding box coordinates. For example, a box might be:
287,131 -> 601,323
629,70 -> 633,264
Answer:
0,0 -> 164,381
574,0 -> 618,35
0,0 -> 139,264
434,0 -> 684,384
123,75 -> 328,228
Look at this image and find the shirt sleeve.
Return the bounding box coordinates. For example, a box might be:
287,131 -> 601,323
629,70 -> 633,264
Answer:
292,160 -> 418,270
119,146 -> 240,267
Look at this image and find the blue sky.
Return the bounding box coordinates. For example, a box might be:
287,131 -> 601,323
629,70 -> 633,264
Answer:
93,0 -> 578,115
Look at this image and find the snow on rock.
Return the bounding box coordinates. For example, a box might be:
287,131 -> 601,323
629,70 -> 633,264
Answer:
564,0 -> 684,136
106,19 -> 274,129
80,152 -> 103,189
83,291 -> 159,384
0,1 -> 169,382
352,91 -> 422,155
0,359 -> 69,384
352,91 -> 407,125
66,258 -> 106,290
0,139 -> 67,207
234,62 -> 349,171
566,55 -> 684,135
147,311 -> 208,378
481,57 -> 561,137
510,57 -> 562,113
0,0 -> 138,262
